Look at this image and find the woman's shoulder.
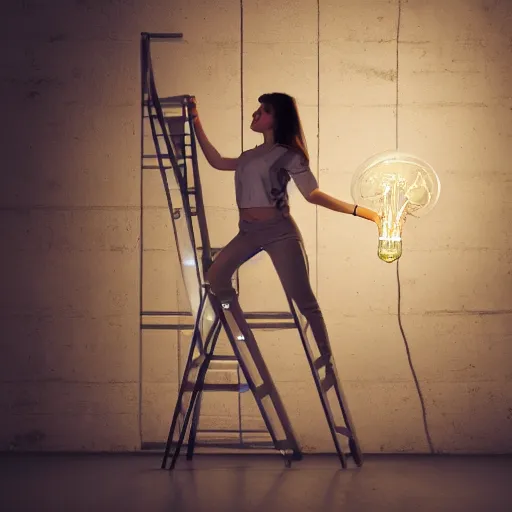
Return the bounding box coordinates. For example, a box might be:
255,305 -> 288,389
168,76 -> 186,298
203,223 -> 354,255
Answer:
274,144 -> 309,167
275,144 -> 306,159
274,143 -> 293,153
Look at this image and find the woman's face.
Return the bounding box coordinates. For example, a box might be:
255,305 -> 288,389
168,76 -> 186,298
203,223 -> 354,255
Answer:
250,103 -> 274,133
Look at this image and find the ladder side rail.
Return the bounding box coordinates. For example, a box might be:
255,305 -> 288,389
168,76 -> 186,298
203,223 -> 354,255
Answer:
186,101 -> 214,272
147,69 -> 204,302
161,291 -> 217,468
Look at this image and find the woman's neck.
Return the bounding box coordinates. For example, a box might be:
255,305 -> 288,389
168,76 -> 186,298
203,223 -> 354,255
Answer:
262,130 -> 275,146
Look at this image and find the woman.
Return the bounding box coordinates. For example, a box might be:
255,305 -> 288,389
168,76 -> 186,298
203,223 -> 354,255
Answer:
190,92 -> 379,363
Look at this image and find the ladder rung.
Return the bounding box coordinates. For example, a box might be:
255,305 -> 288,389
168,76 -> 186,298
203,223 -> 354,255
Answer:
196,429 -> 268,434
208,360 -> 239,371
254,383 -> 271,399
190,355 -> 240,371
211,355 -> 237,361
164,115 -> 186,121
159,95 -> 188,105
190,355 -> 206,369
251,322 -> 296,329
184,383 -> 248,393
321,373 -> 335,392
203,384 -> 242,392
313,355 -> 330,371
335,426 -> 351,438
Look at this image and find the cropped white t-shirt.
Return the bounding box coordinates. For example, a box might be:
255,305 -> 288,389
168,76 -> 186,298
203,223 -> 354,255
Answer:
234,144 -> 318,209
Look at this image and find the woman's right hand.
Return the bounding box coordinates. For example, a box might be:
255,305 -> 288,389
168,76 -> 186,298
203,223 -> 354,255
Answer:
188,96 -> 198,120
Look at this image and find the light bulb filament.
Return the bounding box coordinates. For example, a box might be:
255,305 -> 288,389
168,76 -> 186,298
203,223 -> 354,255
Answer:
351,151 -> 441,263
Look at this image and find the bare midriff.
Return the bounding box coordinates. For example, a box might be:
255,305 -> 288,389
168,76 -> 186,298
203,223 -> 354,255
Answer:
239,207 -> 285,222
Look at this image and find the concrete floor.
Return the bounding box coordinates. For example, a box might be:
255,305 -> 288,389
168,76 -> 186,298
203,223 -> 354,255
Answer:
0,454 -> 511,511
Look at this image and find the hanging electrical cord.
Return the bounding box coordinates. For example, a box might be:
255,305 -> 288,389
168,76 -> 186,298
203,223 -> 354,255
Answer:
395,0 -> 435,454
240,0 -> 244,153
316,0 -> 321,296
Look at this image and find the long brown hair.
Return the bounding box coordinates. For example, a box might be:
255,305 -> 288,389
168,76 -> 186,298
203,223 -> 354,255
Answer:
258,93 -> 309,162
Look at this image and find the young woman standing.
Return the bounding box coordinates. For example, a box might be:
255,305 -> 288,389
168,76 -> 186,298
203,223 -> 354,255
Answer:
190,92 -> 379,364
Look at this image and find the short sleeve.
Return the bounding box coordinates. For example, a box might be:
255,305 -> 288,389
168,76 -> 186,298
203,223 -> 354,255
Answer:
284,150 -> 318,198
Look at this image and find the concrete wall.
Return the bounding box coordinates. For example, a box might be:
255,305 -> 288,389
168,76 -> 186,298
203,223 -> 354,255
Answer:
1,0 -> 511,453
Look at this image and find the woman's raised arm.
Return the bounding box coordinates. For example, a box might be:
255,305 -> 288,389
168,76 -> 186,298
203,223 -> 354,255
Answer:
190,98 -> 239,171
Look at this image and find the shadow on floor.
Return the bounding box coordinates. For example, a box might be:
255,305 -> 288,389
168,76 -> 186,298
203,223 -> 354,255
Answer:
1,453 -> 512,512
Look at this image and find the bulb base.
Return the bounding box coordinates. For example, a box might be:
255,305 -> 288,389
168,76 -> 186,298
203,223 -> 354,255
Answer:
378,238 -> 402,263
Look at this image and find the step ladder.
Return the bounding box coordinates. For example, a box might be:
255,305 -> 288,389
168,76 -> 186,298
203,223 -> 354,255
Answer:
140,32 -> 363,470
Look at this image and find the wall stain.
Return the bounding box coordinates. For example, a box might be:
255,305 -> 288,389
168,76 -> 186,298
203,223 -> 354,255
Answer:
346,61 -> 397,81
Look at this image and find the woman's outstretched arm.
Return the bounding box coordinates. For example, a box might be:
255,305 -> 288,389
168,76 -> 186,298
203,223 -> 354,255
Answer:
307,188 -> 381,227
190,98 -> 239,171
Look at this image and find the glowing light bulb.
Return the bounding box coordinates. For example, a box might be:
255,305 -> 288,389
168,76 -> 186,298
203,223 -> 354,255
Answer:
351,151 -> 441,263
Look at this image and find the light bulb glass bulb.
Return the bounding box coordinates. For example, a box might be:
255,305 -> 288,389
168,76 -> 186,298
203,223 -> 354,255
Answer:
351,151 -> 441,263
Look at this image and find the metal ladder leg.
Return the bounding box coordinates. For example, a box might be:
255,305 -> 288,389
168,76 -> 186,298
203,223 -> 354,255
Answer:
215,295 -> 302,466
186,391 -> 203,460
330,364 -> 363,466
288,297 -> 364,468
167,346 -> 218,470
161,293 -> 220,469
